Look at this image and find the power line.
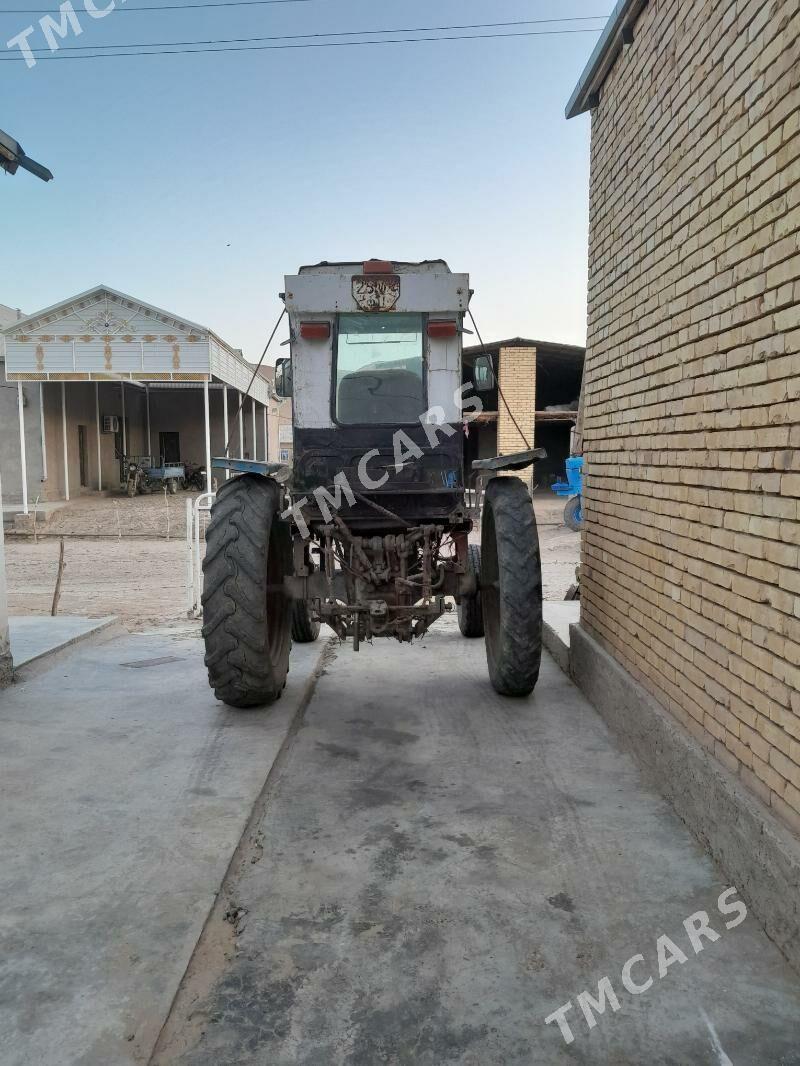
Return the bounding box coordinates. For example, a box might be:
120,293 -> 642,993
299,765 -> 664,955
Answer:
0,0 -> 601,12
0,25 -> 604,59
13,16 -> 610,53
2,0 -> 317,12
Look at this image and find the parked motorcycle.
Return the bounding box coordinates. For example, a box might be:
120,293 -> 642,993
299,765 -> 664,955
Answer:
182,462 -> 208,491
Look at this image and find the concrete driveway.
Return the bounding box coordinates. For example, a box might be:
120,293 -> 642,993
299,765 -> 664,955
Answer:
0,624 -> 326,1066
151,616 -> 800,1066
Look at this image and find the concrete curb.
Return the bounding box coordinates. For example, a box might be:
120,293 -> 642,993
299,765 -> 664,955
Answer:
147,636 -> 337,1065
541,602 -> 579,676
542,618 -> 570,674
10,615 -> 119,673
570,622 -> 800,974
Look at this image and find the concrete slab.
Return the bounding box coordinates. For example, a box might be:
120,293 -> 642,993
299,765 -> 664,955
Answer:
542,601 -> 579,674
0,626 -> 329,1066
2,501 -> 67,530
153,616 -> 800,1066
8,614 -> 117,668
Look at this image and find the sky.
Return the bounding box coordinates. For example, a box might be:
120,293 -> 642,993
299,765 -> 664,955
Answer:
0,0 -> 602,360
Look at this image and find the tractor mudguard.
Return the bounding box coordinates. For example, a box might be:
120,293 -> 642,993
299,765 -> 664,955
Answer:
471,448 -> 547,474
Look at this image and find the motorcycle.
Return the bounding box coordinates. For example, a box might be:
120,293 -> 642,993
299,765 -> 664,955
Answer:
182,462 -> 208,491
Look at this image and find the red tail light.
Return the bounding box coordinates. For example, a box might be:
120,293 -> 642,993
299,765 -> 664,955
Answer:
363,260 -> 393,274
300,322 -> 330,340
427,320 -> 458,339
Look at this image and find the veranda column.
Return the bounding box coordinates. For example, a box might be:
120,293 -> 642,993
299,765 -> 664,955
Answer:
17,384 -> 28,516
39,383 -> 47,483
95,382 -> 102,491
222,385 -> 230,480
61,382 -> 70,501
203,379 -> 212,494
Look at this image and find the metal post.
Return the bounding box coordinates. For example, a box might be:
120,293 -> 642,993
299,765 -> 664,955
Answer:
185,497 -> 194,615
146,384 -> 151,457
203,379 -> 212,494
222,385 -> 230,479
238,390 -> 245,459
263,404 -> 268,463
95,382 -> 102,492
61,382 -> 69,502
39,383 -> 47,482
0,471 -> 12,683
17,384 -> 28,516
252,398 -> 257,461
121,381 -> 127,456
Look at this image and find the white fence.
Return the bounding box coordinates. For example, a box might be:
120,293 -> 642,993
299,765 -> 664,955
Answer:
186,491 -> 216,617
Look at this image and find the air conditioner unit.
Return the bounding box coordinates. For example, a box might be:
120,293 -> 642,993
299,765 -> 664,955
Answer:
102,415 -> 120,434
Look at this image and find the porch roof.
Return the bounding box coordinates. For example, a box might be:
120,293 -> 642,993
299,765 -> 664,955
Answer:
1,285 -> 271,406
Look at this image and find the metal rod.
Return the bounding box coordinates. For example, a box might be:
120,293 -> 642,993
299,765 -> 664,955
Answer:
61,382 -> 69,501
185,497 -> 194,615
146,384 -> 151,456
354,491 -> 410,527
238,390 -> 244,458
17,383 -> 28,515
252,397 -> 257,461
263,403 -> 268,462
224,306 -> 286,458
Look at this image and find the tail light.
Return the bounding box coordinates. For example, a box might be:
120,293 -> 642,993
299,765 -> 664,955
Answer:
427,320 -> 458,339
363,260 -> 393,274
300,322 -> 331,340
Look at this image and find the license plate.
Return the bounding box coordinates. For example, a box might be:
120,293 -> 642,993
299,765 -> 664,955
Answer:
352,275 -> 401,312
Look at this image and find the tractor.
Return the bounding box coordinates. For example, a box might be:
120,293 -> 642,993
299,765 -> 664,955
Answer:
201,260 -> 544,707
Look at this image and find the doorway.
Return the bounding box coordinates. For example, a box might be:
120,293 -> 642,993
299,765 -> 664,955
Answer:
159,431 -> 180,464
78,425 -> 88,488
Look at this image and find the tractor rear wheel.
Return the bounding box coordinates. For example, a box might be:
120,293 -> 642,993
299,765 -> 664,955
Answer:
201,474 -> 292,708
292,599 -> 321,643
457,544 -> 484,637
480,477 -> 542,697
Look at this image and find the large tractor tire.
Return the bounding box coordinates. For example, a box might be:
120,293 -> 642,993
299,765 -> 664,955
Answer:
201,474 -> 292,708
292,599 -> 321,643
458,543 -> 484,638
480,477 -> 542,697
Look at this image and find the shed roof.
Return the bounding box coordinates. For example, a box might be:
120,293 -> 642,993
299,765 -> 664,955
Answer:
463,336 -> 585,358
565,0 -> 649,119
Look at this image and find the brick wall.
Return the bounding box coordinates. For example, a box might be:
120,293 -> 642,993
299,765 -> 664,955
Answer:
581,0 -> 800,832
497,345 -> 537,475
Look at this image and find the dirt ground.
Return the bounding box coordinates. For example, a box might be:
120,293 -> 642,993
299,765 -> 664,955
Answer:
15,488 -> 206,538
4,493 -> 580,629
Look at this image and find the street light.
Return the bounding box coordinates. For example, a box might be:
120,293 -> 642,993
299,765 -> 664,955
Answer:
0,127 -> 53,181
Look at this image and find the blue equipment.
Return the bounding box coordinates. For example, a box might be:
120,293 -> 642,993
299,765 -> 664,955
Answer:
551,456 -> 584,531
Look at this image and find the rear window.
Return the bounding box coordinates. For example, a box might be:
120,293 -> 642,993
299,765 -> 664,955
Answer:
335,313 -> 425,424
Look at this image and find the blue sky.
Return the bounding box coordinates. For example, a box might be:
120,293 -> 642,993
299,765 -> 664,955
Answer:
1,0 -> 603,358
